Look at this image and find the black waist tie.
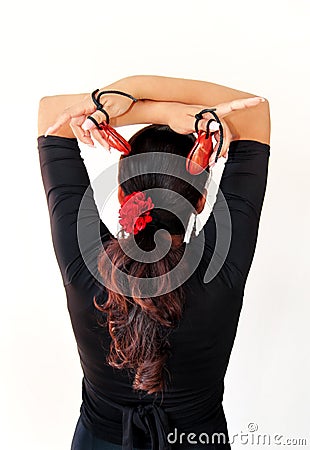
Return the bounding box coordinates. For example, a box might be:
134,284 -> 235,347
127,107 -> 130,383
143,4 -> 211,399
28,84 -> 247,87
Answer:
83,377 -> 172,450
122,402 -> 171,450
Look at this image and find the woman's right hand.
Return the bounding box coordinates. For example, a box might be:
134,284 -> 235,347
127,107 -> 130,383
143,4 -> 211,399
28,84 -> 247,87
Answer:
44,90 -> 137,147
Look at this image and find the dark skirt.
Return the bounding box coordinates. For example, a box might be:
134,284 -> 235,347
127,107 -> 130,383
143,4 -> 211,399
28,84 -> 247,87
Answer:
70,414 -> 149,450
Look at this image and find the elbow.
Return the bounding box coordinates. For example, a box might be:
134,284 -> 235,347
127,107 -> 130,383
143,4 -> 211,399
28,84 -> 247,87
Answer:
39,95 -> 53,109
262,97 -> 270,113
38,96 -> 56,136
262,97 -> 270,119
256,97 -> 271,145
256,95 -> 270,119
38,96 -> 50,123
38,96 -> 52,115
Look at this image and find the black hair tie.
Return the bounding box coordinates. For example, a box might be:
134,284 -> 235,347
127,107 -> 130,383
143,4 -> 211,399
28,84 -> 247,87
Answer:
89,89 -> 138,126
91,89 -> 110,124
194,108 -> 217,133
86,115 -> 102,130
96,90 -> 138,103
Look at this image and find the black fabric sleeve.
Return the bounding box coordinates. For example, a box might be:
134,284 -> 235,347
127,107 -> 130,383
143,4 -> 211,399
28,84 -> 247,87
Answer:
199,139 -> 270,288
37,135 -> 112,288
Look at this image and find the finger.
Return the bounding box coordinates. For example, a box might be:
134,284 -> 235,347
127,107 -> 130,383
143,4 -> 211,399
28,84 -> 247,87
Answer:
210,120 -> 231,165
70,116 -> 95,146
80,109 -> 111,150
197,118 -> 220,133
209,134 -> 226,167
215,96 -> 266,118
90,128 -> 110,151
212,132 -> 225,161
45,100 -> 95,136
82,110 -> 108,132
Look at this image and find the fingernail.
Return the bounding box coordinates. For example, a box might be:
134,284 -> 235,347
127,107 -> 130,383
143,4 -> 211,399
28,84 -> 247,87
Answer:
87,143 -> 95,148
209,121 -> 220,132
209,158 -> 215,167
44,127 -> 52,137
102,143 -> 110,152
82,118 -> 95,131
258,97 -> 266,102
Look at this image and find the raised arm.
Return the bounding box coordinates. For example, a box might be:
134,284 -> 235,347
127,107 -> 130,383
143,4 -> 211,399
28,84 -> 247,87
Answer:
104,75 -> 263,105
102,75 -> 270,145
38,97 -> 113,298
38,95 -> 172,139
41,75 -> 270,147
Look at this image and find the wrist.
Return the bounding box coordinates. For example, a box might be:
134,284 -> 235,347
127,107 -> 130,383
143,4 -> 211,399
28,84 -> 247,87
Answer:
110,100 -> 172,128
150,100 -> 172,124
98,76 -> 141,101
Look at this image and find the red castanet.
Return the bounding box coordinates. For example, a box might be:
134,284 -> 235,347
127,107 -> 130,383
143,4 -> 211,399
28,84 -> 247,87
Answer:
186,130 -> 214,175
97,122 -> 131,155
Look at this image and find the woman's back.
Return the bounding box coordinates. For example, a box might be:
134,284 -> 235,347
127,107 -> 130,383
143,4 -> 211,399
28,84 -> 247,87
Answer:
37,128 -> 270,449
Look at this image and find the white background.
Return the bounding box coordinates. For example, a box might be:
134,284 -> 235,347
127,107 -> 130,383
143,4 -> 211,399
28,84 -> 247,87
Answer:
1,0 -> 309,449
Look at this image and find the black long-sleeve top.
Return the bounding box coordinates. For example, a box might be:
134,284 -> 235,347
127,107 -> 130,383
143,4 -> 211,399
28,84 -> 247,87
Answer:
37,134 -> 270,449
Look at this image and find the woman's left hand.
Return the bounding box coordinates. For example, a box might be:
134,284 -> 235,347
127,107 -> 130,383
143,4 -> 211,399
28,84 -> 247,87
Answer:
166,102 -> 233,160
166,97 -> 265,161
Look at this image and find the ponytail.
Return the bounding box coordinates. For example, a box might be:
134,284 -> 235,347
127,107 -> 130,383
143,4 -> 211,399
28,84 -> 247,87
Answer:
94,227 -> 186,395
93,125 -> 208,395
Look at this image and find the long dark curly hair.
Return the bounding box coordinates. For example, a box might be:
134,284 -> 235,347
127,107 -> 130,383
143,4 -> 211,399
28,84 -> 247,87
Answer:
93,125 -> 208,395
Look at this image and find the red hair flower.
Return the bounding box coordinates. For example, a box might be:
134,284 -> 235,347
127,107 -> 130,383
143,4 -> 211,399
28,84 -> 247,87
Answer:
118,191 -> 154,235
